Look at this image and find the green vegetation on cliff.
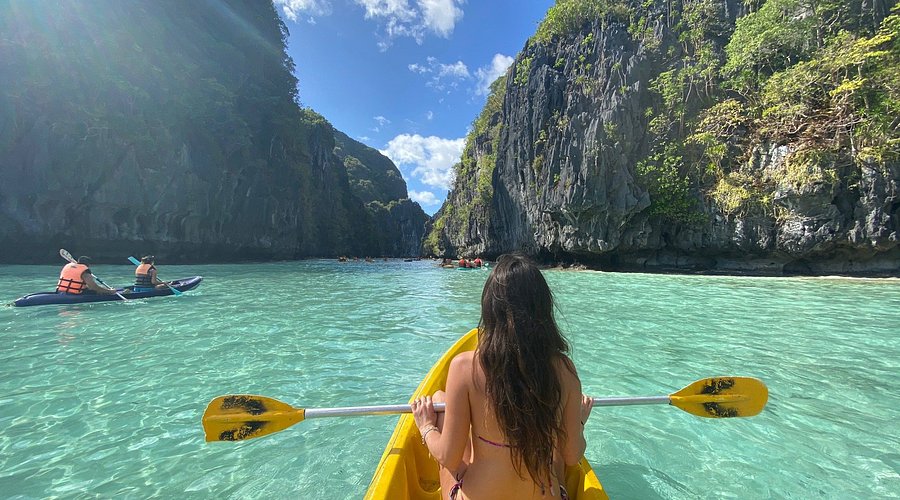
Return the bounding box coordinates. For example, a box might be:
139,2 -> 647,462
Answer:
533,0 -> 632,44
333,130 -> 408,204
423,75 -> 507,255
646,0 -> 899,220
527,0 -> 899,224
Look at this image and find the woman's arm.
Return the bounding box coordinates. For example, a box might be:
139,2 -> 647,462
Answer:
559,358 -> 588,466
413,354 -> 472,470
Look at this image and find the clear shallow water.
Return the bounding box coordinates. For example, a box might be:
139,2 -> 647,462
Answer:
0,260 -> 898,499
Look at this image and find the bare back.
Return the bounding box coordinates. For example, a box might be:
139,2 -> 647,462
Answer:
441,350 -> 586,499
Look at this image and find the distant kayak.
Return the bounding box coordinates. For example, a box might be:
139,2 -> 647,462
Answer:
11,276 -> 203,307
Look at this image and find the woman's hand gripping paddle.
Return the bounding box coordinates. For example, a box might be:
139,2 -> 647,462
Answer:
128,256 -> 182,296
202,376 -> 768,442
59,249 -> 128,302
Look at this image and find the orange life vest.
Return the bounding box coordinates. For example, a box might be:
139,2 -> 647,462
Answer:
57,263 -> 88,294
135,263 -> 156,287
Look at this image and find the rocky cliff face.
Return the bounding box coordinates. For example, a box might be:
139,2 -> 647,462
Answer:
0,107 -> 372,262
0,0 -> 423,263
333,131 -> 429,257
428,0 -> 899,276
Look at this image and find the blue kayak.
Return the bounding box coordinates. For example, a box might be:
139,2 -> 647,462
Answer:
11,276 -> 203,307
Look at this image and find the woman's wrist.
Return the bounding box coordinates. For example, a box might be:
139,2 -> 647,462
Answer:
420,425 -> 439,444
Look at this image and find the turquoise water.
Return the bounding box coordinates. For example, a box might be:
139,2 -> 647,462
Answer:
0,261 -> 898,499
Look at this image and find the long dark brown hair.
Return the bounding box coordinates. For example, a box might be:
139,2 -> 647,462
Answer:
477,253 -> 571,489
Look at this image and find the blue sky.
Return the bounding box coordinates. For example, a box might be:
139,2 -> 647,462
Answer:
273,0 -> 554,214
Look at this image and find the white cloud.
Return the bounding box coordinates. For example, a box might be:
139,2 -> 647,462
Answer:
409,57 -> 470,92
475,53 -> 514,96
438,60 -> 469,79
426,110 -> 433,120
409,54 -> 511,97
278,0 -> 464,49
372,115 -> 391,132
409,190 -> 441,206
354,0 -> 464,48
355,0 -> 416,20
381,134 -> 464,190
356,0 -> 422,47
414,56 -> 435,71
419,0 -> 464,37
275,0 -> 332,21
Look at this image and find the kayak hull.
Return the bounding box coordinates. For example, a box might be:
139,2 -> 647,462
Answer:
364,328 -> 608,499
12,276 -> 203,307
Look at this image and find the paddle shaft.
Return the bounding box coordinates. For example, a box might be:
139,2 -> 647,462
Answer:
304,392 -> 757,418
593,396 -> 670,406
302,395 -> 685,419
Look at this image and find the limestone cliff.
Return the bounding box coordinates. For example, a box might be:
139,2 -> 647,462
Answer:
333,130 -> 429,257
427,0 -> 899,276
0,0 -> 423,263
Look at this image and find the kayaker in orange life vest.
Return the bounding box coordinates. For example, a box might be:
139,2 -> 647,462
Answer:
134,255 -> 169,292
56,256 -> 118,295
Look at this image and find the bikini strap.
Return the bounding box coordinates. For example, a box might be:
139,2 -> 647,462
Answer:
476,434 -> 511,448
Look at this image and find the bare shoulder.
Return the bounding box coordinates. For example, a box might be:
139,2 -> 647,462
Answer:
449,350 -> 474,372
447,351 -> 475,390
553,355 -> 581,386
553,354 -> 577,373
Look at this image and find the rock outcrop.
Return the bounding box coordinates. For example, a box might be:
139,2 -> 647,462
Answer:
427,0 -> 899,276
333,131 -> 429,257
0,0 -> 424,263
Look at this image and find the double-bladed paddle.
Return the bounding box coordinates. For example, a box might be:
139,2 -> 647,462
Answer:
127,256 -> 183,296
59,249 -> 128,302
202,376 -> 768,442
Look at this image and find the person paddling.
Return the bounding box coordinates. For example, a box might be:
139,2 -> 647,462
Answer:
56,256 -> 119,295
133,255 -> 169,292
412,253 -> 592,499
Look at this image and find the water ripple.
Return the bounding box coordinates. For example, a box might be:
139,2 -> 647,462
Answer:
0,263 -> 898,498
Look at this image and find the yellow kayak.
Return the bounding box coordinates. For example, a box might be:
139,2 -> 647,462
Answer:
364,328 -> 609,499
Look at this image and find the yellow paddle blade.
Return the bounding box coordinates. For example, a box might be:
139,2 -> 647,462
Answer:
669,377 -> 768,418
202,395 -> 305,442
